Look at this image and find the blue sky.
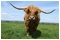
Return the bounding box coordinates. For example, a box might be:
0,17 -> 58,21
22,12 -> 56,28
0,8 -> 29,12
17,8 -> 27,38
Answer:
1,1 -> 59,23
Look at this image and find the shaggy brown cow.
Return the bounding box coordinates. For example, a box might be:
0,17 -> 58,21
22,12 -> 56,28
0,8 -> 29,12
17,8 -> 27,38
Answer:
10,3 -> 55,36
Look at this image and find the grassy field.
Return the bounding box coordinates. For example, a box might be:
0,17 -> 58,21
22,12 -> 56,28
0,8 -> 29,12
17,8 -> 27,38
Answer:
1,21 -> 59,39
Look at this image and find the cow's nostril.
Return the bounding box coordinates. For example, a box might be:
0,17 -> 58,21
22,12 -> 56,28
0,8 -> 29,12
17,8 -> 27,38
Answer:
29,17 -> 31,19
33,17 -> 34,18
33,17 -> 35,20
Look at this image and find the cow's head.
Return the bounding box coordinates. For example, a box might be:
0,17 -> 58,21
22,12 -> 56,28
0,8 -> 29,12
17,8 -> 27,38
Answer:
10,3 -> 55,20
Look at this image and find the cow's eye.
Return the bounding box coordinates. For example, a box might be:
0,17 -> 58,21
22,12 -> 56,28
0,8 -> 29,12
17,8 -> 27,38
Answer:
35,11 -> 38,15
27,9 -> 31,14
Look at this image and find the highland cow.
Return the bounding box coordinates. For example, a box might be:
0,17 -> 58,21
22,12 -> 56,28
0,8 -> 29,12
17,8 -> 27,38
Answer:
10,3 -> 55,36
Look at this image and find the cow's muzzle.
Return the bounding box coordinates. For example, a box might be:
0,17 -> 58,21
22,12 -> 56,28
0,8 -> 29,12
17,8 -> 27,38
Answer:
29,16 -> 35,20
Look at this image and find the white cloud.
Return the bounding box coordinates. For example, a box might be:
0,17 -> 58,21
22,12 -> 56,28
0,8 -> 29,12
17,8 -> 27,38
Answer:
1,12 -> 19,20
2,12 -> 8,15
1,12 -> 12,17
40,16 -> 59,23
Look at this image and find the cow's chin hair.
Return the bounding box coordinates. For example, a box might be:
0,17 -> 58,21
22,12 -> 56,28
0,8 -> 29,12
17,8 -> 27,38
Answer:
29,19 -> 35,21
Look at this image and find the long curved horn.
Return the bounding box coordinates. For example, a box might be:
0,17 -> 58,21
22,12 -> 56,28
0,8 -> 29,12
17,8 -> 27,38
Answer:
41,9 -> 55,14
10,3 -> 24,10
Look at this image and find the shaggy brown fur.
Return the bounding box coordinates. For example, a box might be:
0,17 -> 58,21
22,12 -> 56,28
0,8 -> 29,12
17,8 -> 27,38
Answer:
10,3 -> 55,36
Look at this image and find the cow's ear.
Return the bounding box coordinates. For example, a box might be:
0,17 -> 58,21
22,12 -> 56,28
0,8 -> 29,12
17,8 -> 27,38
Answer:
35,11 -> 38,15
23,8 -> 27,12
38,9 -> 41,13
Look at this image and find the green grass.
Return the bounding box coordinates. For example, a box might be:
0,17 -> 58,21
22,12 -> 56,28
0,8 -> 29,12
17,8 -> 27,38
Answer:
1,21 -> 59,39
